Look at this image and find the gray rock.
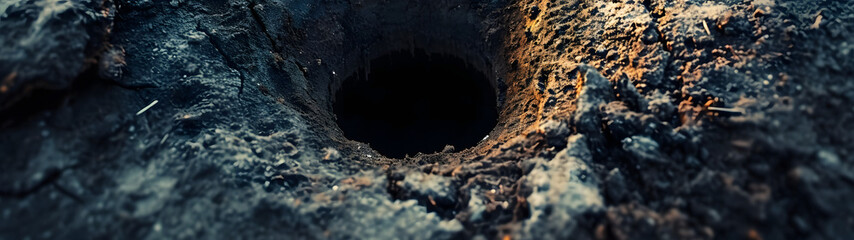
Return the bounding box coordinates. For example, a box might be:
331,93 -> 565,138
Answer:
539,119 -> 570,147
518,134 -> 603,239
0,0 -> 112,108
399,171 -> 457,208
622,136 -> 667,164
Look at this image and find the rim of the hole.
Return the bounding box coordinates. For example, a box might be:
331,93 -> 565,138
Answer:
331,48 -> 506,160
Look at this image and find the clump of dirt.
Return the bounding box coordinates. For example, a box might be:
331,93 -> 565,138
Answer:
1,0 -> 853,239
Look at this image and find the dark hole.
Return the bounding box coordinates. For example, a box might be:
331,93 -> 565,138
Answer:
333,49 -> 498,158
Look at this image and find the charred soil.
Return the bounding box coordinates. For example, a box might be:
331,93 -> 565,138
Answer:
1,0 -> 853,239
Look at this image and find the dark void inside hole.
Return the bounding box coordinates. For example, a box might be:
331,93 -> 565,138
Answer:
333,49 -> 498,158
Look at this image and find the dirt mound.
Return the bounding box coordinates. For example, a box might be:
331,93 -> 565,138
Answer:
1,0 -> 852,239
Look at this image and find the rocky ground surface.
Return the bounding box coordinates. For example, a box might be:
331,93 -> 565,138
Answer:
1,0 -> 853,239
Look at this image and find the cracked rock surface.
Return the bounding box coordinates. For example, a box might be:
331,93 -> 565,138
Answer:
1,0 -> 854,239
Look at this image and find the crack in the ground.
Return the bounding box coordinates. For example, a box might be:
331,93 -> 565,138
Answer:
0,167 -> 63,198
52,181 -> 85,203
197,24 -> 246,95
248,1 -> 283,53
0,164 -> 82,202
642,0 -> 678,95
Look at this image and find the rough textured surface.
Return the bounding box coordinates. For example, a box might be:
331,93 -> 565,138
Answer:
0,0 -> 114,108
1,0 -> 853,239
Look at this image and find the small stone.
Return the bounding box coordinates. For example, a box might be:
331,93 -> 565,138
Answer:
322,147 -> 341,161
183,63 -> 199,75
400,172 -> 456,207
539,120 -> 570,147
641,26 -> 659,44
817,150 -> 840,167
442,145 -> 455,153
186,31 -> 207,43
622,136 -> 666,163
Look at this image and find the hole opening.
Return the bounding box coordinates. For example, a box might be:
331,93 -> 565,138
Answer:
333,49 -> 499,158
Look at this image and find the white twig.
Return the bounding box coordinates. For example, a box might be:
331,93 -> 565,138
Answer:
708,106 -> 744,114
136,100 -> 159,115
160,134 -> 170,145
702,20 -> 711,35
